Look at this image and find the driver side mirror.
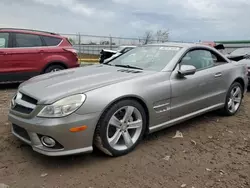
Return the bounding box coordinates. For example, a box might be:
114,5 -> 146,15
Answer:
178,65 -> 196,77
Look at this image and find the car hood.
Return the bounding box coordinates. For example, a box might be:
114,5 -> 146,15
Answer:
19,64 -> 154,104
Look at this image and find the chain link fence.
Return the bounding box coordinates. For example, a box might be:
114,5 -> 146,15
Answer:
60,33 -> 250,60
60,33 -> 161,58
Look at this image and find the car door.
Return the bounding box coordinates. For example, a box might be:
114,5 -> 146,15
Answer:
204,48 -> 233,105
11,32 -> 43,74
170,48 -> 226,120
0,32 -> 12,73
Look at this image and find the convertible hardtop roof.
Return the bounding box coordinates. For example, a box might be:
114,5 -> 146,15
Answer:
146,42 -> 208,48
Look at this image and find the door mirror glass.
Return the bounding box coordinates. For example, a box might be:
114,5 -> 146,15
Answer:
178,64 -> 196,77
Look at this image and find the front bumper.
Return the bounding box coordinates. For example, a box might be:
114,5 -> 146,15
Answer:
8,112 -> 100,156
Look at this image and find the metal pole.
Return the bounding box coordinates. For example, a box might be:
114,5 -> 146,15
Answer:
109,34 -> 112,50
78,32 -> 81,55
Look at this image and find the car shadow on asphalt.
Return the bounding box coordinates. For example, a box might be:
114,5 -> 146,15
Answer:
0,83 -> 20,90
18,143 -> 114,170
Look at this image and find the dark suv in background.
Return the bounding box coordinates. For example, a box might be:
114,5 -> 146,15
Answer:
0,28 -> 79,83
99,45 -> 136,63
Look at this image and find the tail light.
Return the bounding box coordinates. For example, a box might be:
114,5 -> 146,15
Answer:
63,48 -> 79,64
63,48 -> 78,56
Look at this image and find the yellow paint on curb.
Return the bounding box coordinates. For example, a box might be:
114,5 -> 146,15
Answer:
79,58 -> 99,62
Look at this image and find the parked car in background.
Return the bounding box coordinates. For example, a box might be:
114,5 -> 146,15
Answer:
99,45 -> 136,63
200,41 -> 225,53
8,42 -> 248,157
0,28 -> 79,83
226,48 -> 250,86
102,45 -> 137,64
226,47 -> 250,61
99,49 -> 117,63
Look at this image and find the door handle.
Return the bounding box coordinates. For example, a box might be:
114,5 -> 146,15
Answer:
0,51 -> 5,55
214,72 -> 222,77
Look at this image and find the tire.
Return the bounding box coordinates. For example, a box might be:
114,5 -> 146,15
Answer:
94,99 -> 147,157
44,65 -> 65,73
221,82 -> 243,116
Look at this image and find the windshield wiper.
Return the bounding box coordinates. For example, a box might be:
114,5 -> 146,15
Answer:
114,64 -> 143,70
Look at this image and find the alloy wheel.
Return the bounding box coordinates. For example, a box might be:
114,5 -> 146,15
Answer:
106,106 -> 143,151
228,85 -> 242,113
50,68 -> 61,72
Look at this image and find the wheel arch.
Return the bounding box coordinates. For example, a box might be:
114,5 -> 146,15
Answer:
42,61 -> 68,73
233,77 -> 245,92
96,95 -> 150,135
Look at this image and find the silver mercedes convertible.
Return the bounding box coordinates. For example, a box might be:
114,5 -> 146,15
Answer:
8,42 -> 248,157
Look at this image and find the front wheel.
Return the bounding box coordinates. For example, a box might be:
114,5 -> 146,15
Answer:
44,65 -> 65,73
221,82 -> 243,116
94,100 -> 147,157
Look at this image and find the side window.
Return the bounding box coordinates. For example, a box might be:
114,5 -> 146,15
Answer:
211,52 -> 228,65
15,33 -> 42,47
180,49 -> 215,70
42,36 -> 62,46
0,33 -> 9,48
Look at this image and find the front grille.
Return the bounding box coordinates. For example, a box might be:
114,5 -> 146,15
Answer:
11,92 -> 37,115
21,94 -> 37,105
12,124 -> 30,141
13,104 -> 33,114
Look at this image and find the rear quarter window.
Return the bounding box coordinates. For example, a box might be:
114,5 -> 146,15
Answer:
0,33 -> 9,48
42,36 -> 62,46
66,38 -> 73,45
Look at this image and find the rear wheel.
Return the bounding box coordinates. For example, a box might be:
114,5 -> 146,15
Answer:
94,100 -> 147,157
44,65 -> 65,73
221,82 -> 243,116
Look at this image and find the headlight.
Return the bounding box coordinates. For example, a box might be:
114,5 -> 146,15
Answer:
37,94 -> 86,118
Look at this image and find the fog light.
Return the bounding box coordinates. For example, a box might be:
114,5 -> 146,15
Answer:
41,136 -> 56,148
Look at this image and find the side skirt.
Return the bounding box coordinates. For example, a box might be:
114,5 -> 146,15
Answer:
149,103 -> 225,133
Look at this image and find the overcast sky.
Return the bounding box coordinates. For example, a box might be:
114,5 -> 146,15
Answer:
1,0 -> 250,42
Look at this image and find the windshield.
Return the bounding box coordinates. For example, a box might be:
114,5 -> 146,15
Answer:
108,46 -> 181,71
116,46 -> 126,52
231,48 -> 250,55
